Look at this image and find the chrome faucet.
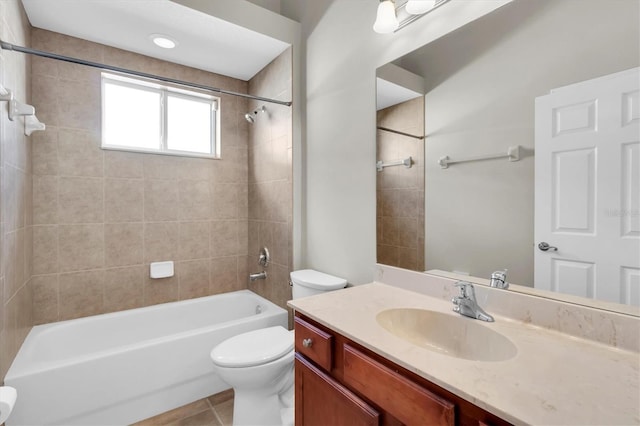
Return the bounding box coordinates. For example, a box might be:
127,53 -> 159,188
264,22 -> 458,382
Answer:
490,269 -> 509,289
452,281 -> 494,322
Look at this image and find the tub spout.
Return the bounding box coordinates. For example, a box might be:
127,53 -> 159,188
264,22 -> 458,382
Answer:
250,271 -> 267,281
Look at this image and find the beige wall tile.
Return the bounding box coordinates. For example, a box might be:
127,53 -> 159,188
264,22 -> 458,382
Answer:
179,259 -> 210,299
32,129 -> 58,176
33,175 -> 57,224
144,222 -> 179,263
2,231 -> 16,298
59,270 -> 104,320
104,150 -> 144,179
32,225 -> 58,275
210,257 -> 240,294
57,79 -> 101,130
144,179 -> 178,222
377,244 -> 399,267
271,135 -> 289,181
25,225 -> 33,279
15,282 -> 33,345
58,177 -> 103,223
32,55 -> 59,78
58,224 -> 104,272
210,220 -> 238,258
57,128 -> 103,177
397,247 -> 418,271
105,223 -> 143,267
213,147 -> 247,184
105,178 -> 143,222
237,220 -> 248,257
211,184 -> 238,219
272,180 -> 290,222
179,180 -> 211,221
144,272 -> 178,306
176,157 -> 213,181
32,274 -> 59,324
237,184 -> 248,219
2,166 -> 17,232
179,221 -> 210,260
31,74 -> 59,126
104,266 -> 144,312
143,155 -> 178,180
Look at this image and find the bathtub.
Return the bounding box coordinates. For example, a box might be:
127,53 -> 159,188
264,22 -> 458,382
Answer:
4,290 -> 288,425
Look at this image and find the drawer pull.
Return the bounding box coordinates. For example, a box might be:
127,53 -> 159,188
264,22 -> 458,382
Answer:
294,316 -> 334,370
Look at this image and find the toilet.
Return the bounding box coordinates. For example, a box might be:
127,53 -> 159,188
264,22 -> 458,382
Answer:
210,269 -> 347,426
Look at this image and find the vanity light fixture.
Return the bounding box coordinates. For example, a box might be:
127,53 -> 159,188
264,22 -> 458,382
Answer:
150,34 -> 177,49
405,0 -> 437,14
373,0 -> 399,34
373,0 -> 450,34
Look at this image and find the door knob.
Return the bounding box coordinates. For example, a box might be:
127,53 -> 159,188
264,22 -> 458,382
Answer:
538,242 -> 558,252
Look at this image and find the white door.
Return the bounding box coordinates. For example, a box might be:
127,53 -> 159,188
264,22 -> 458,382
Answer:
534,68 -> 640,306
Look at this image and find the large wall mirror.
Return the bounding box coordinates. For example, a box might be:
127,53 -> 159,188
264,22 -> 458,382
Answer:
376,0 -> 639,315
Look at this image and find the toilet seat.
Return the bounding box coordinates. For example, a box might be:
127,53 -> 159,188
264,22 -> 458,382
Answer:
211,326 -> 293,368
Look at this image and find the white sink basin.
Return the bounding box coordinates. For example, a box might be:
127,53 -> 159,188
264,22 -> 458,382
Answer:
376,308 -> 517,362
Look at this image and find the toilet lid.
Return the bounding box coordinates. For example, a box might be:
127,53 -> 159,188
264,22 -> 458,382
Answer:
290,269 -> 347,290
211,326 -> 293,368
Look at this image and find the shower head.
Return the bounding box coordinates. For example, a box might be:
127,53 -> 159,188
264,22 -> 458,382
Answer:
244,106 -> 266,124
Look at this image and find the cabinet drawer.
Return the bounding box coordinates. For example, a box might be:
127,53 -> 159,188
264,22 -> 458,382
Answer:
294,316 -> 333,371
343,344 -> 455,426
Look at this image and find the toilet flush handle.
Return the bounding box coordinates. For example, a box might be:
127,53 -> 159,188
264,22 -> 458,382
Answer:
302,338 -> 313,348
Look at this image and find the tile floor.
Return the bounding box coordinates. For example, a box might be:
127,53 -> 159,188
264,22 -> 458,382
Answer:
132,389 -> 234,426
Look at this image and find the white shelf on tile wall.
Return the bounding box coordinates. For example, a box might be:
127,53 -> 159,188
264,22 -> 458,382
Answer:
0,82 -> 46,136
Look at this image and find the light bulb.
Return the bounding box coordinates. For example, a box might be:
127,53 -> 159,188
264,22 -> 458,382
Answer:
405,0 -> 437,15
373,0 -> 399,34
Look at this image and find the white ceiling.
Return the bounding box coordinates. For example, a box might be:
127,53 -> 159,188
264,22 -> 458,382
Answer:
20,0 -> 291,81
376,78 -> 423,111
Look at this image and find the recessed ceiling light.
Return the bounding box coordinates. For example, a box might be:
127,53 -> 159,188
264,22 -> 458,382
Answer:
150,34 -> 177,49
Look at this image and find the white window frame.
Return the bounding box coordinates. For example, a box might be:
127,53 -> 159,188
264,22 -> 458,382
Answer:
101,72 -> 220,159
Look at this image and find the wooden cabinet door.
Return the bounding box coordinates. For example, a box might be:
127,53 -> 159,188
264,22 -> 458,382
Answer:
295,354 -> 380,426
343,345 -> 455,426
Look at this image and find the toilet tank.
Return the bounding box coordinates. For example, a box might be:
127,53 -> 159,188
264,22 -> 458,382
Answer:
290,269 -> 347,299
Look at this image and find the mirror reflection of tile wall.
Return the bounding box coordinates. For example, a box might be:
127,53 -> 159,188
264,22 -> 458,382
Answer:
376,97 -> 424,271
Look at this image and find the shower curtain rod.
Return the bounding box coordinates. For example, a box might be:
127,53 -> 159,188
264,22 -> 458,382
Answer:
0,40 -> 292,107
377,126 -> 424,140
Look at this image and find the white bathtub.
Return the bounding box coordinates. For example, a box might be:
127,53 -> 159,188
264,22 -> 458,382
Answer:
4,290 -> 288,425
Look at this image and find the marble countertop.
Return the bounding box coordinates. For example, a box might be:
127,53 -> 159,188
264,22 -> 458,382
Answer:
288,282 -> 640,426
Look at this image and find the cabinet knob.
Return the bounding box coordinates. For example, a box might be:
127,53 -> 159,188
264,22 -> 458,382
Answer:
302,338 -> 313,348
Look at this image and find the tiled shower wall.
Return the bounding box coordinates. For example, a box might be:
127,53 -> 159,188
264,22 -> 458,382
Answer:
0,0 -> 33,379
376,97 -> 425,272
30,29 -> 252,323
247,49 -> 293,310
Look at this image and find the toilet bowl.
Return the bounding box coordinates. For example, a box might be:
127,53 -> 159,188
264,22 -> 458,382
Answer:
210,269 -> 347,426
211,326 -> 295,426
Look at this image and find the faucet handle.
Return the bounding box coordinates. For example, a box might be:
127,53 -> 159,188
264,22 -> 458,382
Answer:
490,269 -> 509,289
454,281 -> 471,298
492,269 -> 507,279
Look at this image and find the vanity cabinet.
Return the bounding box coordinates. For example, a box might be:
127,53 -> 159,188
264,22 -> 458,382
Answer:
294,314 -> 511,426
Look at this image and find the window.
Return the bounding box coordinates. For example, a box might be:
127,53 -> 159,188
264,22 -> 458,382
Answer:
101,73 -> 219,158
